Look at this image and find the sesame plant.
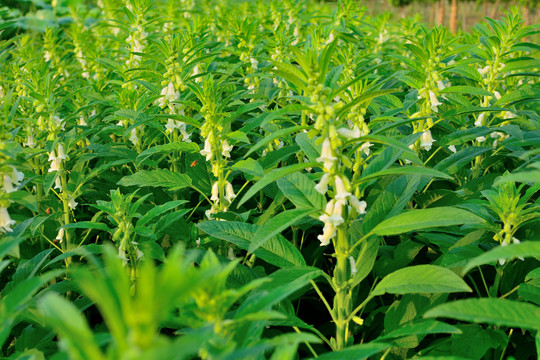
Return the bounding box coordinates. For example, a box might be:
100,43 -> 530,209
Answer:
0,0 -> 539,359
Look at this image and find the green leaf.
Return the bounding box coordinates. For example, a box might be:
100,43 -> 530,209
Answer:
277,173 -> 326,210
249,208 -> 317,253
372,207 -> 485,236
440,86 -> 492,96
244,125 -> 309,158
37,293 -> 105,360
62,222 -> 112,232
226,130 -> 251,144
137,200 -> 188,226
356,166 -> 452,185
376,320 -> 461,341
136,142 -> 199,165
237,162 -> 319,207
372,265 -> 472,296
197,221 -> 305,268
424,298 -> 540,331
494,169 -> 540,185
309,342 -> 390,360
118,169 -> 191,190
434,147 -> 491,175
232,158 -> 265,178
461,242 -> 540,275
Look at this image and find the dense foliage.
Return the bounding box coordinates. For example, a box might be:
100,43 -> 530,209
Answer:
1,0 -> 539,359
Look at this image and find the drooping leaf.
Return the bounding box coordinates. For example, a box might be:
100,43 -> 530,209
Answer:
424,298 -> 540,331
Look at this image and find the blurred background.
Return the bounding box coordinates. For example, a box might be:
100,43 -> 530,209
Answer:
0,0 -> 538,40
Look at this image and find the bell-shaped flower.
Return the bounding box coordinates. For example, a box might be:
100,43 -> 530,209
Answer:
211,182 -> 219,203
328,199 -> 345,227
349,256 -> 357,275
319,200 -> 335,224
0,206 -> 15,233
477,65 -> 490,76
48,150 -> 62,173
475,113 -> 485,127
337,126 -> 361,139
360,141 -> 373,156
200,138 -> 213,161
55,228 -> 65,243
222,140 -> 233,158
317,224 -> 336,246
315,173 -> 331,195
420,130 -> 435,151
129,128 -> 139,146
225,181 -> 236,203
24,134 -> 36,148
334,176 -> 351,201
54,176 -> 62,192
68,196 -> 78,210
448,145 -> 457,153
428,90 -> 442,113
317,138 -> 337,171
349,195 -> 367,214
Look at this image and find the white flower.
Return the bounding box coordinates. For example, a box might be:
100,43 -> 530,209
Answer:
68,196 -> 78,209
205,205 -> 218,219
334,176 -> 351,201
129,128 -> 139,145
78,116 -> 87,126
428,90 -> 442,112
54,176 -> 62,191
493,91 -> 501,100
437,80 -> 449,91
222,140 -> 233,158
250,57 -> 258,69
499,237 -> 524,265
478,65 -> 490,76
337,126 -> 361,139
349,256 -> 357,275
57,144 -> 66,159
448,145 -> 457,153
0,207 -> 15,233
317,138 -> 337,171
348,195 -> 367,214
23,134 -> 36,148
360,141 -> 373,156
225,182 -> 236,203
48,150 -> 62,172
328,199 -> 345,227
164,82 -> 179,103
319,200 -> 335,224
476,136 -> 486,143
420,130 -> 435,151
475,113 -> 485,127
503,111 -> 516,119
53,116 -> 65,130
55,228 -> 64,243
44,51 -> 51,62
317,224 -> 336,246
211,182 -> 219,202
315,173 -> 331,195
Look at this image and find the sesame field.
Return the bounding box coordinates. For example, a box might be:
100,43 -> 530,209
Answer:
0,0 -> 540,359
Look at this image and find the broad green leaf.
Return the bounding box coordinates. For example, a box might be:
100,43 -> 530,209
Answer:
197,221 -> 305,268
372,207 -> 485,236
309,342 -> 390,360
356,167 -> 452,185
37,293 -> 105,360
137,200 -> 188,226
136,142 -> 199,165
434,147 -> 491,175
277,172 -> 326,210
237,162 -> 319,207
118,169 -> 191,190
376,320 -> 461,341
494,169 -> 540,185
249,208 -> 317,253
372,265 -> 472,296
232,158 -> 265,178
244,125 -> 309,158
362,175 -> 421,233
62,222 -> 112,232
440,86 -> 492,96
295,132 -> 320,162
424,298 -> 540,331
461,242 -> 540,275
